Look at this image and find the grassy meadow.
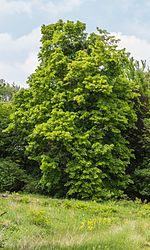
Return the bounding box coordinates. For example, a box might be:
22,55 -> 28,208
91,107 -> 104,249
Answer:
0,193 -> 150,249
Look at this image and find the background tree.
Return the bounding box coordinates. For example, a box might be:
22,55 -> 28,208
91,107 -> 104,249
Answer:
0,79 -> 20,158
0,80 -> 27,192
125,61 -> 150,200
0,80 -> 41,193
0,79 -> 19,102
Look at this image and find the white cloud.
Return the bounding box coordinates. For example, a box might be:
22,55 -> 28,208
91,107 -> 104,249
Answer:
0,28 -> 41,87
40,0 -> 83,15
0,0 -> 84,15
0,28 -> 40,59
113,32 -> 150,65
0,0 -> 32,14
19,52 -> 39,75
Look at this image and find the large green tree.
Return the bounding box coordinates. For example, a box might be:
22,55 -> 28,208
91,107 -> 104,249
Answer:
8,20 -> 140,200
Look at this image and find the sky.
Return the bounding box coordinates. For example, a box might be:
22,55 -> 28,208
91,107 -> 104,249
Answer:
1,0 -> 150,87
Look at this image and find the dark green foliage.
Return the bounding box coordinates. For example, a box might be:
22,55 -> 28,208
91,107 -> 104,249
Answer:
133,168 -> 150,201
0,158 -> 28,192
0,81 -> 41,193
0,80 -> 20,159
132,118 -> 150,201
0,102 -> 12,158
125,62 -> 150,201
0,81 -> 40,180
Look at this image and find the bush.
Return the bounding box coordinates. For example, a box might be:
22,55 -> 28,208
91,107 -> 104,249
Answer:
23,177 -> 44,194
0,158 -> 28,192
133,166 -> 150,201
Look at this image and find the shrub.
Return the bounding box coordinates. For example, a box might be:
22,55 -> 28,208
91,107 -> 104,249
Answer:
30,208 -> 51,227
0,158 -> 28,192
23,177 -> 44,194
133,167 -> 150,201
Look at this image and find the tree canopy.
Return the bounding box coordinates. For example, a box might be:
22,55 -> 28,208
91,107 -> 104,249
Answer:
5,20 -> 150,200
0,20 -> 150,200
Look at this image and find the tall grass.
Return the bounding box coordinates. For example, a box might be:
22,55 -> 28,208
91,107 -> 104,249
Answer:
0,193 -> 150,249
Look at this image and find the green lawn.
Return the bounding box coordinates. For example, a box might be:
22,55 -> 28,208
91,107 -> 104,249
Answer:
0,193 -> 150,249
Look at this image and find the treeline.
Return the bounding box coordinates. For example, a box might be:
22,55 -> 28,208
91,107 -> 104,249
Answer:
0,20 -> 150,201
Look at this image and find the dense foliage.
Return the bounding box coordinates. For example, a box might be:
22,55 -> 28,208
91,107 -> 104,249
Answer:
125,61 -> 150,201
1,20 -> 150,200
0,158 -> 28,192
0,80 -> 20,157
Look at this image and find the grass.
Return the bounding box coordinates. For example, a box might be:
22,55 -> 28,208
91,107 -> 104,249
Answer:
0,193 -> 150,249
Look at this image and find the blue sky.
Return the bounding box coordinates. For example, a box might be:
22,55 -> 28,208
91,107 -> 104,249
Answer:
1,0 -> 150,87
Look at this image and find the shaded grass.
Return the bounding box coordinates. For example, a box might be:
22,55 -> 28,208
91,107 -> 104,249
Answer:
0,193 -> 150,249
